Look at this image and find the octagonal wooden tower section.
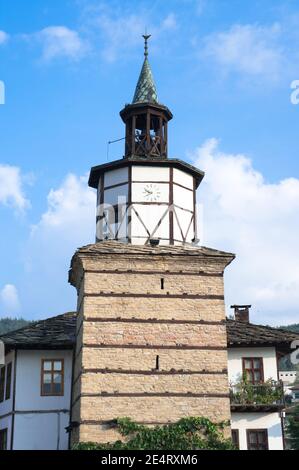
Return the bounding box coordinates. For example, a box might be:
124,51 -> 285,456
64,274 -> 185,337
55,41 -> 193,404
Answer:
69,241 -> 235,446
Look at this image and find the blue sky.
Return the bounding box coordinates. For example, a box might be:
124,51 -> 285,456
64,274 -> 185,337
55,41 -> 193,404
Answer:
0,0 -> 299,325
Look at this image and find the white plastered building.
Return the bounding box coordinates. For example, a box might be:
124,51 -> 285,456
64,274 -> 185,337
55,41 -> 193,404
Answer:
1,308 -> 297,450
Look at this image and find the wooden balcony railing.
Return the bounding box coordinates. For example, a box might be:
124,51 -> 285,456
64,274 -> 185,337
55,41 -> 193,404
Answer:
126,134 -> 164,158
230,379 -> 285,407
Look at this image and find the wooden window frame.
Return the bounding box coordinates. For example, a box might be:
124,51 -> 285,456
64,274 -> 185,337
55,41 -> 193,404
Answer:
41,359 -> 64,397
0,428 -> 8,451
0,366 -> 5,403
242,357 -> 264,384
231,429 -> 240,449
246,429 -> 269,450
5,362 -> 12,401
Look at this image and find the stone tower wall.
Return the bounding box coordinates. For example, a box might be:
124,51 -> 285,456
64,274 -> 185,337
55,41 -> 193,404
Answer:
70,243 -> 234,446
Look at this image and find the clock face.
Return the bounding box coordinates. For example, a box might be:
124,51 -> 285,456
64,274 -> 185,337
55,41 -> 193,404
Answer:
143,183 -> 161,202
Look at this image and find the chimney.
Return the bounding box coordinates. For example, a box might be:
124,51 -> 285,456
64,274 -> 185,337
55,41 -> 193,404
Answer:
231,305 -> 251,323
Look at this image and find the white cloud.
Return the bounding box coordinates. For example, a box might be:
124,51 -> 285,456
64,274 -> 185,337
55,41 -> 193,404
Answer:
88,8 -> 177,62
98,14 -> 146,62
0,31 -> 9,45
36,26 -> 89,62
0,284 -> 21,315
34,173 -> 95,232
22,174 -> 95,319
161,13 -> 177,31
193,139 -> 299,325
0,164 -> 30,211
203,23 -> 284,81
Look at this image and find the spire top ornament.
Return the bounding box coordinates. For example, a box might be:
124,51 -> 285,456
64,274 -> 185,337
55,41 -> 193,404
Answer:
143,33 -> 151,58
132,33 -> 158,104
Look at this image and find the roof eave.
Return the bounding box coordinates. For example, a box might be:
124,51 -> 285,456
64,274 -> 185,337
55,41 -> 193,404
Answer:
120,102 -> 173,122
3,343 -> 74,352
88,158 -> 205,189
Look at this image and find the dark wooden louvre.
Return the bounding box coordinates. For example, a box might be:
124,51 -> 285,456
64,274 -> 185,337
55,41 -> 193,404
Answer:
0,428 -> 8,450
5,362 -> 12,400
0,366 -> 5,403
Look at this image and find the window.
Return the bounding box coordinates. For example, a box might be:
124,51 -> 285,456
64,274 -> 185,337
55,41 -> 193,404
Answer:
0,428 -> 8,450
41,359 -> 64,396
5,363 -> 12,401
231,429 -> 240,449
0,367 -> 5,403
247,429 -> 268,450
242,357 -> 264,384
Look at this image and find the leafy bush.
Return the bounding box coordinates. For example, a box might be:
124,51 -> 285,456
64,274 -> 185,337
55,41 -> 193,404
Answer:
74,417 -> 235,450
230,377 -> 283,405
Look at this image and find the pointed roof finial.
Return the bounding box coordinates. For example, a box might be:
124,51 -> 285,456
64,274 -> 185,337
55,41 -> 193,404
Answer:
143,33 -> 151,58
132,33 -> 158,104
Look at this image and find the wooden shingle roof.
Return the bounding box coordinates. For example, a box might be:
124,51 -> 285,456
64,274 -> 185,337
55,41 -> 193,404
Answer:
133,56 -> 158,104
1,312 -> 298,351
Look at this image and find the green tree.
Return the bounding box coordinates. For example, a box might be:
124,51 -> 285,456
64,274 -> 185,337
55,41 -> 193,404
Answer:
0,318 -> 30,335
286,406 -> 299,450
74,417 -> 235,450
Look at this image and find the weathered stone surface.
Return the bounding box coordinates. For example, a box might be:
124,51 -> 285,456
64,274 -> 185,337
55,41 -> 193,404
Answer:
79,396 -> 231,422
82,347 -> 227,372
70,243 -> 233,445
84,272 -> 224,296
83,296 -> 225,321
82,322 -> 227,347
80,372 -> 229,394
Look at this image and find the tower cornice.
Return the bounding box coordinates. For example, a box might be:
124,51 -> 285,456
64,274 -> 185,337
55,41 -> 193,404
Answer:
88,157 -> 204,189
120,102 -> 173,123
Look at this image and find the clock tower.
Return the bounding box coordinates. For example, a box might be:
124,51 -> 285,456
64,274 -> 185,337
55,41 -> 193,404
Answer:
69,36 -> 234,446
89,35 -> 204,246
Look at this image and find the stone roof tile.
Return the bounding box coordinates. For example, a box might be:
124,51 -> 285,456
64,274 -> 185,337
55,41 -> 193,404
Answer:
72,241 -> 235,258
1,312 -> 298,351
226,318 -> 299,348
0,312 -> 76,349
